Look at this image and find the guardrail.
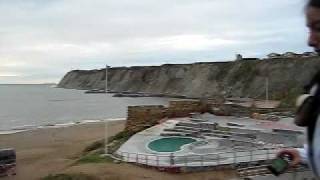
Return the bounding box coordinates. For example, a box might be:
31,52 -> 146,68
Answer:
115,148 -> 279,167
113,148 -> 313,178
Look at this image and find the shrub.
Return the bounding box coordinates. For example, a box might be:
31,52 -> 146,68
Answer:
83,139 -> 104,154
77,153 -> 113,164
107,130 -> 135,154
42,173 -> 97,180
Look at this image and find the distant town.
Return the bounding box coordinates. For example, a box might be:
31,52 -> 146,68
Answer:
236,51 -> 318,61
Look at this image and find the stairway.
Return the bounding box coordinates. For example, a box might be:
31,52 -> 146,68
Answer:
237,165 -> 271,178
237,164 -> 311,179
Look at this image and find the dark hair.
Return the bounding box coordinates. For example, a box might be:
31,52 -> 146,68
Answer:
308,0 -> 320,8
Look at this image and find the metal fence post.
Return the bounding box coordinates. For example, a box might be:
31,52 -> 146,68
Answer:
136,153 -> 138,163
233,151 -> 237,164
201,155 -> 204,166
185,156 -> 188,166
250,150 -> 253,162
127,152 -> 130,162
217,153 -> 220,165
156,155 -> 159,166
121,152 -> 124,161
170,153 -> 174,166
146,154 -> 148,165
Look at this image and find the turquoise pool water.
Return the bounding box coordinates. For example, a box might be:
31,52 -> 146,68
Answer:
148,137 -> 196,152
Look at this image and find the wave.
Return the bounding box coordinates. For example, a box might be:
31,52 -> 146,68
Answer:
0,118 -> 126,135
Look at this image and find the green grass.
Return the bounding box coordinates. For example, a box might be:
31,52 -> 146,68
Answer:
83,139 -> 104,154
107,130 -> 134,142
77,130 -> 135,165
42,173 -> 98,180
77,153 -> 114,164
107,130 -> 134,154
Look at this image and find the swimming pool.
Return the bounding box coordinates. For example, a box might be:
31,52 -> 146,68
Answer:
148,137 -> 196,152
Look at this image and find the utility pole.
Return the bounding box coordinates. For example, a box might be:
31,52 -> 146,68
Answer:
105,120 -> 109,154
105,64 -> 108,92
266,77 -> 269,102
105,64 -> 109,154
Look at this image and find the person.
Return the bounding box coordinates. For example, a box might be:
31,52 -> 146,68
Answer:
277,0 -> 320,177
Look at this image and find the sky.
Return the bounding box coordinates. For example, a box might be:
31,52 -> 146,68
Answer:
0,0 -> 313,84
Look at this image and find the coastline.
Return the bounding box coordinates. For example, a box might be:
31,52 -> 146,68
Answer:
0,118 -> 238,180
0,120 -> 126,180
0,118 -> 126,135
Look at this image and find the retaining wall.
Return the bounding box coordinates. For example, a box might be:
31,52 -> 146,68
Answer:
126,105 -> 166,132
167,100 -> 207,118
126,100 -> 208,132
125,99 -> 286,133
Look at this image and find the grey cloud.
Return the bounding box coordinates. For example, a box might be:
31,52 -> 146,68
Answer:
0,0 -> 311,83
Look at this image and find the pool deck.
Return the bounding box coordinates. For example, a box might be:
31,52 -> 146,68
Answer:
115,114 -> 305,168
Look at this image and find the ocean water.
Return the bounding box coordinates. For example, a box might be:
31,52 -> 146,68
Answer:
0,84 -> 173,133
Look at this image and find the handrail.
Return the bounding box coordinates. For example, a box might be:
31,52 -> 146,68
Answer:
115,148 -> 279,167
114,148 -> 312,177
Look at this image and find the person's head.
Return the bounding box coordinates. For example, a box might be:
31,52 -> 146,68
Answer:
306,0 -> 320,53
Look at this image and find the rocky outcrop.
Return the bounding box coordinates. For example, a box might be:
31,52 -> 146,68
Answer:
57,57 -> 320,102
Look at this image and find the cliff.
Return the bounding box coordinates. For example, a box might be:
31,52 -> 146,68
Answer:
57,57 -> 320,104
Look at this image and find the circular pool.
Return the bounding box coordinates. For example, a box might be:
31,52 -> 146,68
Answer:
148,137 -> 196,152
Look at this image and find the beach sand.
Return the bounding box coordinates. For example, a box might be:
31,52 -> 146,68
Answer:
0,120 -> 237,180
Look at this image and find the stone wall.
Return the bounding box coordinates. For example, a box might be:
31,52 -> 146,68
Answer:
208,103 -> 252,117
125,100 -> 208,132
125,105 -> 166,132
167,100 -> 207,118
124,99 -> 284,133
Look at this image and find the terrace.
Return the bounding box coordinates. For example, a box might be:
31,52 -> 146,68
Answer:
115,113 -> 305,171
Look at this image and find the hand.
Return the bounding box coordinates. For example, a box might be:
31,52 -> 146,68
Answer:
277,149 -> 301,167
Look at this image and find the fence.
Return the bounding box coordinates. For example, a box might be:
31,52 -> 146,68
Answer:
115,148 -> 279,168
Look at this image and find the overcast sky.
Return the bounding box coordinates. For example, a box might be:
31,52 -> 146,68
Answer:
0,0 -> 313,84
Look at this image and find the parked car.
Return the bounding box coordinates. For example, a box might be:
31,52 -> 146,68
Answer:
0,149 -> 16,177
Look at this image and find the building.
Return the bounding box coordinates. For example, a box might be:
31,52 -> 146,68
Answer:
302,51 -> 318,57
283,52 -> 300,58
267,53 -> 281,59
236,54 -> 243,61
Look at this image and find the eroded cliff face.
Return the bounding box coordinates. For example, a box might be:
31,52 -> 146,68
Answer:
57,57 -> 320,101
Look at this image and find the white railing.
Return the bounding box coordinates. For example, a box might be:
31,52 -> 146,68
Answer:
115,148 -> 279,167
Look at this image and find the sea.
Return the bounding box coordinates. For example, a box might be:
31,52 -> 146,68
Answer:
0,84 -> 173,134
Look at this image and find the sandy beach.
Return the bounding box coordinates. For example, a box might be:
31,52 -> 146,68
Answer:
0,120 -> 237,180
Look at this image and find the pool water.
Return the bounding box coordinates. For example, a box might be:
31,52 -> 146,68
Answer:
148,137 -> 196,152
